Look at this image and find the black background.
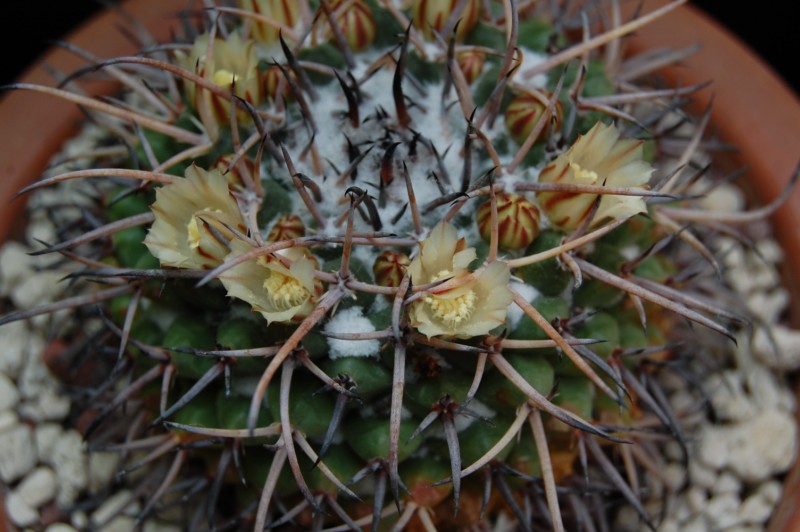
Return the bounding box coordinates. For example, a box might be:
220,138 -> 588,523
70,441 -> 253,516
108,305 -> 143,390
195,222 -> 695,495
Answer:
2,2 -> 796,92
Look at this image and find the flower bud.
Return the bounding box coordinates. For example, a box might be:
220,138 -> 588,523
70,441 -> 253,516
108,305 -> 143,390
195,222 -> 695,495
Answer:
328,0 -> 376,51
457,50 -> 485,84
177,33 -> 263,124
267,214 -> 306,242
505,91 -> 562,145
239,0 -> 300,44
372,250 -> 410,288
412,0 -> 480,41
476,193 -> 541,251
213,154 -> 257,187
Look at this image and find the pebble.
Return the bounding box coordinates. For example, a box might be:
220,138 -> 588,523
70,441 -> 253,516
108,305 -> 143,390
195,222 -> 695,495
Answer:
91,490 -> 139,527
613,505 -> 639,531
686,486 -> 707,515
17,340 -> 56,400
0,372 -> 20,411
51,429 -> 89,507
10,270 -> 65,311
699,183 -> 745,212
89,451 -> 121,495
19,385 -> 71,422
753,324 -> 800,370
689,460 -> 717,489
71,510 -> 89,530
705,371 -> 755,422
0,241 -> 32,296
747,289 -> 789,324
756,239 -> 784,264
744,365 -> 793,412
668,389 -> 696,414
0,410 -> 18,433
727,410 -> 796,483
5,490 -> 39,527
35,422 -> 63,463
737,491 -> 774,524
662,463 -> 687,491
17,466 -> 58,509
705,492 -> 741,528
145,522 -> 182,532
0,321 -> 32,378
0,424 -> 36,483
672,499 -> 690,522
103,516 -> 139,532
25,214 -> 58,247
690,427 -> 730,472
663,441 -> 684,462
712,471 -> 741,494
724,247 -> 781,294
656,518 -> 679,532
681,515 -> 707,532
45,525 -> 79,532
757,480 -> 782,505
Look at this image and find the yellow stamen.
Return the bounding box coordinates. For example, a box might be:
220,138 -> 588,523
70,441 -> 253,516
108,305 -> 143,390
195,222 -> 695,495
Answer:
187,216 -> 202,250
263,271 -> 309,310
423,270 -> 477,326
186,208 -> 224,249
569,161 -> 599,183
213,69 -> 239,87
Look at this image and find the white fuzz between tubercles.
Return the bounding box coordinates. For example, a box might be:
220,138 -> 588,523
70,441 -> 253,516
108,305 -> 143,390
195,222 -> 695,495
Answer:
325,307 -> 380,359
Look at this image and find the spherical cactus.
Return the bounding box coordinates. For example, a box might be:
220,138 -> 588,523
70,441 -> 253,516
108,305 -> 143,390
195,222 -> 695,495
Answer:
2,2 -> 768,531
476,192 -> 541,250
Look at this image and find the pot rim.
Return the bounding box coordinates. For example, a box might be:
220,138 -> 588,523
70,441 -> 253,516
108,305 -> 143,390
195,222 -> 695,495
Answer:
0,0 -> 187,244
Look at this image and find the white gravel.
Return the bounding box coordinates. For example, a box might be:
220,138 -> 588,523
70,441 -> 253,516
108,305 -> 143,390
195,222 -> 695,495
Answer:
0,424 -> 37,483
51,430 -> 89,508
614,183 -> 800,532
17,466 -> 58,509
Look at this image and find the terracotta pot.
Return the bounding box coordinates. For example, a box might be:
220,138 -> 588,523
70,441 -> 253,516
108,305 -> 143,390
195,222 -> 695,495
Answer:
0,0 -> 188,244
0,1 -> 187,529
623,3 -> 800,531
625,0 -> 800,321
0,1 -> 798,530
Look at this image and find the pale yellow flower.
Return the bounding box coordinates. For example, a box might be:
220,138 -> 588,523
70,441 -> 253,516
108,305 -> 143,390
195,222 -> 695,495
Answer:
220,240 -> 324,323
144,165 -> 246,270
177,33 -> 263,123
409,222 -> 512,338
537,121 -> 653,231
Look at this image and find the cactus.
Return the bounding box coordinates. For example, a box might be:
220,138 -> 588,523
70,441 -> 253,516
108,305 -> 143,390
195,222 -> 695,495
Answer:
2,0 -> 792,530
